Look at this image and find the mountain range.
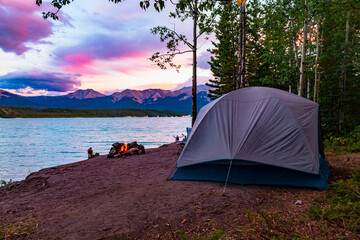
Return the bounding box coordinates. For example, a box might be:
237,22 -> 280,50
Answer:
0,86 -> 212,114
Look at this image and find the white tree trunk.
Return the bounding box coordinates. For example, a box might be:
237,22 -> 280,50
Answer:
307,23 -> 312,99
314,23 -> 320,102
299,14 -> 308,97
240,3 -> 247,87
339,11 -> 350,134
291,19 -> 300,93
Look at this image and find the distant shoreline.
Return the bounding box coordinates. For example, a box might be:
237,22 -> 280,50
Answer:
0,116 -> 191,119
0,106 -> 188,118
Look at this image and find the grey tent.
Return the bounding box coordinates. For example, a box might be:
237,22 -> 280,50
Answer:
171,87 -> 330,189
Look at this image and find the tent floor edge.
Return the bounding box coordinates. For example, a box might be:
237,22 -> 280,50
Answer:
170,157 -> 330,189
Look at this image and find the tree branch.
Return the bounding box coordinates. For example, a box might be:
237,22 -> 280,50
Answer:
196,13 -> 217,39
184,0 -> 194,12
160,26 -> 194,49
156,49 -> 193,57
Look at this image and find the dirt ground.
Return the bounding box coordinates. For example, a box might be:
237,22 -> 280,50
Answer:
0,143 -> 359,239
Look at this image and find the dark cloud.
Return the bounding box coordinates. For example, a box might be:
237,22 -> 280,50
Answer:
197,51 -> 211,69
0,70 -> 81,92
0,0 -> 54,55
187,51 -> 211,69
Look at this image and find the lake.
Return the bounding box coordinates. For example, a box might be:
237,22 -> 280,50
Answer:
0,117 -> 191,181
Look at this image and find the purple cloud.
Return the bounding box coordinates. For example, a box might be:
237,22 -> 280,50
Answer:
197,51 -> 211,69
54,33 -> 164,73
0,70 -> 81,92
187,51 -> 211,69
174,76 -> 211,89
0,0 -> 54,55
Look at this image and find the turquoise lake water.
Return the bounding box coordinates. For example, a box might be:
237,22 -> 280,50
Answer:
0,117 -> 191,181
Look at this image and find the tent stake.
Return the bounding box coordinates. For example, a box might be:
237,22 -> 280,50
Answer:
222,160 -> 233,196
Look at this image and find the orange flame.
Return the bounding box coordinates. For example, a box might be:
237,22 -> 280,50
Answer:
119,143 -> 128,153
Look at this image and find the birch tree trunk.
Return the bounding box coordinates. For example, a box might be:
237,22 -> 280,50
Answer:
317,29 -> 323,102
314,23 -> 320,102
232,29 -> 237,90
307,23 -> 312,99
237,4 -> 243,89
299,7 -> 308,97
339,11 -> 350,134
240,3 -> 247,87
231,2 -> 237,91
291,20 -> 301,93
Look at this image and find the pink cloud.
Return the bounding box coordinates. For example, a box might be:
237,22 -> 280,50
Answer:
0,0 -> 54,55
55,33 -> 165,74
63,53 -> 96,73
65,53 -> 93,64
63,65 -> 99,75
62,53 -> 107,75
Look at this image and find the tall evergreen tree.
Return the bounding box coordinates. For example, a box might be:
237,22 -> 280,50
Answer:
249,0 -> 301,91
319,1 -> 360,135
207,1 -> 239,99
246,0 -> 266,85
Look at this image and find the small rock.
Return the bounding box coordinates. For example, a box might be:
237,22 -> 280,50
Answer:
295,200 -> 303,205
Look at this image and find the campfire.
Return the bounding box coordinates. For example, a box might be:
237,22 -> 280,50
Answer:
107,141 -> 145,158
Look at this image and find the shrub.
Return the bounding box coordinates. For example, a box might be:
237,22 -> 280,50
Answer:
0,179 -> 12,187
324,126 -> 360,153
308,168 -> 360,233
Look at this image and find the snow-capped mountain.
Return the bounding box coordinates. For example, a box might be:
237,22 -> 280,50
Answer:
0,85 -> 212,114
66,89 -> 105,99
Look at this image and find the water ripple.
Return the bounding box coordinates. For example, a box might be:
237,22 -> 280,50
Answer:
0,117 -> 190,181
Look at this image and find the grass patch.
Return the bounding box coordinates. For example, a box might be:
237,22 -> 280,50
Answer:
0,179 -> 12,187
176,229 -> 224,240
0,220 -> 36,240
324,126 -> 360,155
308,168 -> 360,236
242,168 -> 360,239
243,209 -> 307,239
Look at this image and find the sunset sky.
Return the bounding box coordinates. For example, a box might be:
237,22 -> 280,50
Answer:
0,0 -> 213,96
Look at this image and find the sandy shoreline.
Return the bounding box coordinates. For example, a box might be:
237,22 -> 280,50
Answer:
1,143 -> 359,239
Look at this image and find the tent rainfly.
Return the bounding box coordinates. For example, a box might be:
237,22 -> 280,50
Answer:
171,87 -> 330,189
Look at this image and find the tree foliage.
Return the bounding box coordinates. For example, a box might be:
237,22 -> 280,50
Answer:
35,0 -> 166,20
206,1 -> 239,99
208,0 -> 360,136
149,0 -> 217,70
149,0 -> 217,126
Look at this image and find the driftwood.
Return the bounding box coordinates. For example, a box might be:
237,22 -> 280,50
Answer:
107,141 -> 145,158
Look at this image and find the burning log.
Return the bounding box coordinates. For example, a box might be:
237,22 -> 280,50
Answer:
107,141 -> 145,158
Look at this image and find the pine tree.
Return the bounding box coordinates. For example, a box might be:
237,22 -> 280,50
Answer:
319,1 -> 360,135
207,1 -> 239,99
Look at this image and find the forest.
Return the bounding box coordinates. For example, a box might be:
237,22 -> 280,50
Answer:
206,0 -> 360,140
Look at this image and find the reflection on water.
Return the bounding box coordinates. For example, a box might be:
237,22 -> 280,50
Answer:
0,117 -> 190,181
